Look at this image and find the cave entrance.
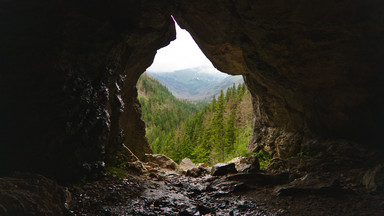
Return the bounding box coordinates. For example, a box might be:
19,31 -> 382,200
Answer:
137,18 -> 255,166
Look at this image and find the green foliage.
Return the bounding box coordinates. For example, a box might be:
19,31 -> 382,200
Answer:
138,75 -> 253,165
252,150 -> 271,170
106,166 -> 128,179
137,73 -> 206,155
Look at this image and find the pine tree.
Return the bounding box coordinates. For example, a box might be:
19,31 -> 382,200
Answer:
232,83 -> 237,97
225,87 -> 231,101
211,90 -> 226,162
225,108 -> 236,156
211,96 -> 216,112
237,83 -> 244,101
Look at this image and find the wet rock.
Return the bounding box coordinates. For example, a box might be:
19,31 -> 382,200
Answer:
186,167 -> 210,178
362,164 -> 384,191
208,180 -> 250,196
211,163 -> 237,176
225,172 -> 293,187
275,173 -> 345,196
228,155 -> 260,173
144,154 -> 178,170
0,173 -> 69,216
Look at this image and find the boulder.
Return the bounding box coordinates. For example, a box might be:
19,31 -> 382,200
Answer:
178,158 -> 210,177
186,167 -> 210,178
179,158 -> 197,173
197,163 -> 209,168
144,154 -> 178,170
228,156 -> 260,173
211,163 -> 237,176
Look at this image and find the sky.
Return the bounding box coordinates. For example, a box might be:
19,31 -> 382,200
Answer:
146,20 -> 219,74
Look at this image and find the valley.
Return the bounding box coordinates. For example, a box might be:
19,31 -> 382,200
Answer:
137,72 -> 254,165
147,67 -> 243,101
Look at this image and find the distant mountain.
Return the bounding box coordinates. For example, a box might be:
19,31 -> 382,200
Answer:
147,67 -> 244,101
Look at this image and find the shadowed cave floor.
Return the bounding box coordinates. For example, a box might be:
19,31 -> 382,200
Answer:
68,160 -> 384,216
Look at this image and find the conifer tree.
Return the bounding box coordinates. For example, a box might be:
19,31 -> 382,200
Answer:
211,90 -> 226,162
211,96 -> 216,112
225,87 -> 231,101
225,108 -> 236,155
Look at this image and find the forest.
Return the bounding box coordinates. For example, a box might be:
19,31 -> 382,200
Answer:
137,73 -> 255,166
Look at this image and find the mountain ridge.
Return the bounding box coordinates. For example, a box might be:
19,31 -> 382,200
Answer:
147,67 -> 243,101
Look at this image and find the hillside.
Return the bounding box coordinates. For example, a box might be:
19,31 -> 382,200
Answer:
142,81 -> 255,166
147,67 -> 244,101
137,73 -> 205,153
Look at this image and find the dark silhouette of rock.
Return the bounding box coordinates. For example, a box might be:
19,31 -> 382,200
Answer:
186,167 -> 210,178
211,163 -> 237,176
1,1 -> 384,214
0,173 -> 69,216
275,173 -> 348,196
1,0 -> 383,185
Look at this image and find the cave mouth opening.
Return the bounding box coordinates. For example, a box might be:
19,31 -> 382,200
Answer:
136,18 -> 255,167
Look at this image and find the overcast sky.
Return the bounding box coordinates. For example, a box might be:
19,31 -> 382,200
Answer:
146,21 -> 218,73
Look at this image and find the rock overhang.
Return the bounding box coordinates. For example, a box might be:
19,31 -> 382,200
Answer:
1,0 -> 383,182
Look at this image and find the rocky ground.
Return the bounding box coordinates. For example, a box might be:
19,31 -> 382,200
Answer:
2,143 -> 382,216
68,169 -> 283,215
67,168 -> 384,216
67,144 -> 384,216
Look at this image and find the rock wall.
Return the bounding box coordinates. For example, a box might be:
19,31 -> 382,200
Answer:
0,0 -> 174,182
173,0 -> 384,157
1,0 -> 383,182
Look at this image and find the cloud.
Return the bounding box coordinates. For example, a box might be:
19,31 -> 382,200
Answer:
146,21 -> 215,73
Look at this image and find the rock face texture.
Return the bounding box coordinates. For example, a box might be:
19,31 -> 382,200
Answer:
173,0 -> 384,158
1,0 -> 174,182
1,0 -> 383,182
0,173 -> 69,216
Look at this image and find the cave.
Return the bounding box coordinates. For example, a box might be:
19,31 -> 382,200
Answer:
1,0 -> 384,215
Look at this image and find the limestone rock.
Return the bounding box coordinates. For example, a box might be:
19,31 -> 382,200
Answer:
211,163 -> 237,176
144,154 -> 178,170
228,156 -> 260,173
178,158 -> 210,177
179,158 -> 197,173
